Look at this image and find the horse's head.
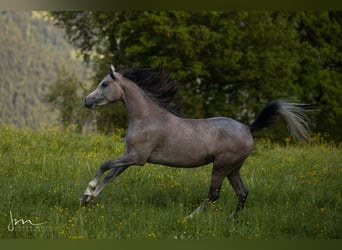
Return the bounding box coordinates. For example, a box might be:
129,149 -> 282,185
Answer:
84,65 -> 124,109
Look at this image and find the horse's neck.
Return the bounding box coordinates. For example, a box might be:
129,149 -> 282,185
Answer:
120,80 -> 163,124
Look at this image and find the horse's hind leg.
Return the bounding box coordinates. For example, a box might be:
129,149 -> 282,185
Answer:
186,168 -> 226,219
227,169 -> 249,212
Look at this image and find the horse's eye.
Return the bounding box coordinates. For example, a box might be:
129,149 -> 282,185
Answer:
101,82 -> 109,88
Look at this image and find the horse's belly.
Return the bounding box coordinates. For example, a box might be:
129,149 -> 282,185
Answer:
148,156 -> 212,168
148,144 -> 213,168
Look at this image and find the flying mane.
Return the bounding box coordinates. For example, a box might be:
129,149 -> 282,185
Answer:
120,68 -> 179,114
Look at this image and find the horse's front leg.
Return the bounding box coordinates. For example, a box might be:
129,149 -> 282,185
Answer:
81,153 -> 138,206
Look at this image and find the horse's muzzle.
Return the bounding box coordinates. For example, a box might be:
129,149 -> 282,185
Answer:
84,97 -> 95,109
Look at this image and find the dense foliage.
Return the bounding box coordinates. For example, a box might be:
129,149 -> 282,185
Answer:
50,11 -> 342,140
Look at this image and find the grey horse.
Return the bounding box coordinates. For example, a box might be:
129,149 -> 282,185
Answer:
81,65 -> 311,218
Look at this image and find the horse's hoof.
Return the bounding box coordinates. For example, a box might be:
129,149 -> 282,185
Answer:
80,197 -> 88,206
80,195 -> 93,206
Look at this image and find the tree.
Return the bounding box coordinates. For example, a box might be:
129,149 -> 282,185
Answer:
296,12 -> 342,140
46,69 -> 92,132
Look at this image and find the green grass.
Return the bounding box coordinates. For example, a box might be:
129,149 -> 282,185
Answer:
0,125 -> 341,239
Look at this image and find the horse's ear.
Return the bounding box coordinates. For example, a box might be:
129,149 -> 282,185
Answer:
109,65 -> 116,80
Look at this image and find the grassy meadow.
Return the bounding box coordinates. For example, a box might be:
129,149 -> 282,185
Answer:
0,125 -> 341,239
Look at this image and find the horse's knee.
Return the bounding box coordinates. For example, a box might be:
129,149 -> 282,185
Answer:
100,161 -> 112,172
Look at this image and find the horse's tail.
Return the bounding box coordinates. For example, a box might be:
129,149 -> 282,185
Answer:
249,99 -> 313,141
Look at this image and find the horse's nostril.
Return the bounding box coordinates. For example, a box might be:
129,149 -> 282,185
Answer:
84,98 -> 93,109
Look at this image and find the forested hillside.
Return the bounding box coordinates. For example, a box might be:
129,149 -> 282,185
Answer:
0,11 -> 91,129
